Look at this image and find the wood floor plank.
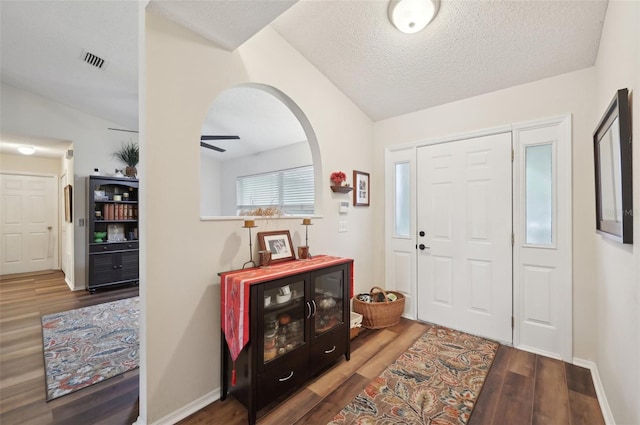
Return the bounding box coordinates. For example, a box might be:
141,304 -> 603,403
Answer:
258,388 -> 322,425
568,389 -> 606,425
306,329 -> 396,396
294,373 -> 371,425
468,344 -> 510,425
492,371 -> 535,424
532,355 -> 571,425
508,349 -> 537,377
357,321 -> 429,379
565,362 -> 598,398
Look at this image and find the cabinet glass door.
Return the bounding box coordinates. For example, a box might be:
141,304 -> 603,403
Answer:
313,270 -> 344,335
262,279 -> 305,364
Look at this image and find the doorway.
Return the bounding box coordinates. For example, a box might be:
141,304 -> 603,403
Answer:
416,132 -> 513,343
0,173 -> 58,274
384,116 -> 573,360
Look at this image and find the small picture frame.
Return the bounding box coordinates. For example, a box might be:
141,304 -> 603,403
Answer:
353,170 -> 370,207
64,185 -> 72,223
257,230 -> 295,263
107,224 -> 126,242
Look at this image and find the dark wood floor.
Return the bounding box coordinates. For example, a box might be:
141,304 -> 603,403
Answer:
1,271 -> 604,425
180,321 -> 605,425
0,270 -> 139,425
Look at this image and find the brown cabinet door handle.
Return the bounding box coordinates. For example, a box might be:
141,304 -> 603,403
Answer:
278,371 -> 294,382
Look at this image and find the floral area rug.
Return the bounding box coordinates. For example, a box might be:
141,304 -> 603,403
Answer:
328,325 -> 498,425
41,296 -> 139,400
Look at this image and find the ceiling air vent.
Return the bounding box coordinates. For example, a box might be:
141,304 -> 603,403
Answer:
81,50 -> 107,69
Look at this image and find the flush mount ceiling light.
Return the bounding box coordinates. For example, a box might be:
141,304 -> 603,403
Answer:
18,145 -> 36,155
388,0 -> 439,34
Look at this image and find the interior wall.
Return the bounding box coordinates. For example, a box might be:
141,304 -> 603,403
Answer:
0,152 -> 62,175
593,1 -> 640,423
373,67 -> 597,361
200,153 -> 222,216
145,13 -> 374,423
1,83 -> 138,290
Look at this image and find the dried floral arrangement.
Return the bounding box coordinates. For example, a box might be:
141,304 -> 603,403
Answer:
241,207 -> 283,217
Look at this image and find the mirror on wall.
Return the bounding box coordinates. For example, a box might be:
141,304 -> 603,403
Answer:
200,84 -> 317,218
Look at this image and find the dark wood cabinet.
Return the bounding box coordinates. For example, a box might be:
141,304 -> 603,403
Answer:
220,259 -> 352,425
86,176 -> 139,293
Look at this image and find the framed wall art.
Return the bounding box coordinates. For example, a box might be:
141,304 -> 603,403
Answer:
257,230 -> 296,263
593,88 -> 633,244
64,185 -> 73,222
353,170 -> 370,207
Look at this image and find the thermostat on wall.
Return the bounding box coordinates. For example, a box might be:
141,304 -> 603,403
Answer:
339,201 -> 349,214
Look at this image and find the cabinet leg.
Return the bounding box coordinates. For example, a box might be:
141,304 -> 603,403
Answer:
221,331 -> 228,401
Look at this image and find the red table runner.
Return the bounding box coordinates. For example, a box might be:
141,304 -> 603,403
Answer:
221,255 -> 354,381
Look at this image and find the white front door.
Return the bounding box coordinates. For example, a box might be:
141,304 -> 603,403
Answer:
416,133 -> 513,343
0,173 -> 57,275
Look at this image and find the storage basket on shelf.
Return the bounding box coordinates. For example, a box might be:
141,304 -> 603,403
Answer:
353,286 -> 405,329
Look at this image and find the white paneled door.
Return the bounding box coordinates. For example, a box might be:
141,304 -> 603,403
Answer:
416,133 -> 513,343
1,174 -> 57,275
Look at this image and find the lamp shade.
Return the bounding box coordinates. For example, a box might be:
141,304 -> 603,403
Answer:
388,0 -> 439,34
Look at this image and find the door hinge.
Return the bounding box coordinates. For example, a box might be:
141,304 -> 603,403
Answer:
511,316 -> 514,328
511,149 -> 514,161
511,233 -> 514,246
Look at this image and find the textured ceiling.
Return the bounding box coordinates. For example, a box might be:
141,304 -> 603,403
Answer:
0,1 -> 139,130
0,0 -> 608,147
271,0 -> 608,121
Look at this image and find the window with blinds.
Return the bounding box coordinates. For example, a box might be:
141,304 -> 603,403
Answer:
236,165 -> 314,215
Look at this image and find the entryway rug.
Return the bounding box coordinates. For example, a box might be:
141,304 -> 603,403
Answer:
328,325 -> 498,425
41,296 -> 139,400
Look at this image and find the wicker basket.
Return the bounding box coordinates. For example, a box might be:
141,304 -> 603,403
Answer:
353,286 -> 405,329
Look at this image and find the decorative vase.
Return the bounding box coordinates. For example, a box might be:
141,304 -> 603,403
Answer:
125,166 -> 137,178
331,179 -> 344,186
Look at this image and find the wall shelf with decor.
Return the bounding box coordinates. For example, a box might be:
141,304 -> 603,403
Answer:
330,185 -> 353,193
86,175 -> 139,293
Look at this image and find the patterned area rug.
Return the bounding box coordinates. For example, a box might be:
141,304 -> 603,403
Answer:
41,297 -> 139,400
328,325 -> 498,425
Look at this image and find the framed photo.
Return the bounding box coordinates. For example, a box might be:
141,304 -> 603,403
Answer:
257,230 -> 296,263
353,170 -> 370,207
107,224 -> 126,241
64,185 -> 73,222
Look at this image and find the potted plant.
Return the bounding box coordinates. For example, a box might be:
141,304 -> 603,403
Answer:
113,141 -> 139,178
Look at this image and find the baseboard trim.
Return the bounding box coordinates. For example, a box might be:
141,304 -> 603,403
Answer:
572,357 -> 615,425
146,388 -> 220,425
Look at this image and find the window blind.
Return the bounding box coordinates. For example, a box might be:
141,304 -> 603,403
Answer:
236,165 -> 314,215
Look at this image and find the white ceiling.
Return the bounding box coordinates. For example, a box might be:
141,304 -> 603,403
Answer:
1,0 -> 608,157
200,86 -> 306,161
0,133 -> 72,159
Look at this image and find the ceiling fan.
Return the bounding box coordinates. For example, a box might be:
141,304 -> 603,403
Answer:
200,135 -> 240,153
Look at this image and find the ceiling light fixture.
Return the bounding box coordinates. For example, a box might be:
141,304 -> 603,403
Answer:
388,0 -> 439,34
18,145 -> 36,155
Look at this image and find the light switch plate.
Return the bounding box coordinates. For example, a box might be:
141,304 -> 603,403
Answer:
338,220 -> 348,232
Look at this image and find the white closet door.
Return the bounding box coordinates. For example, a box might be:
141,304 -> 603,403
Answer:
416,133 -> 513,343
1,174 -> 57,275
